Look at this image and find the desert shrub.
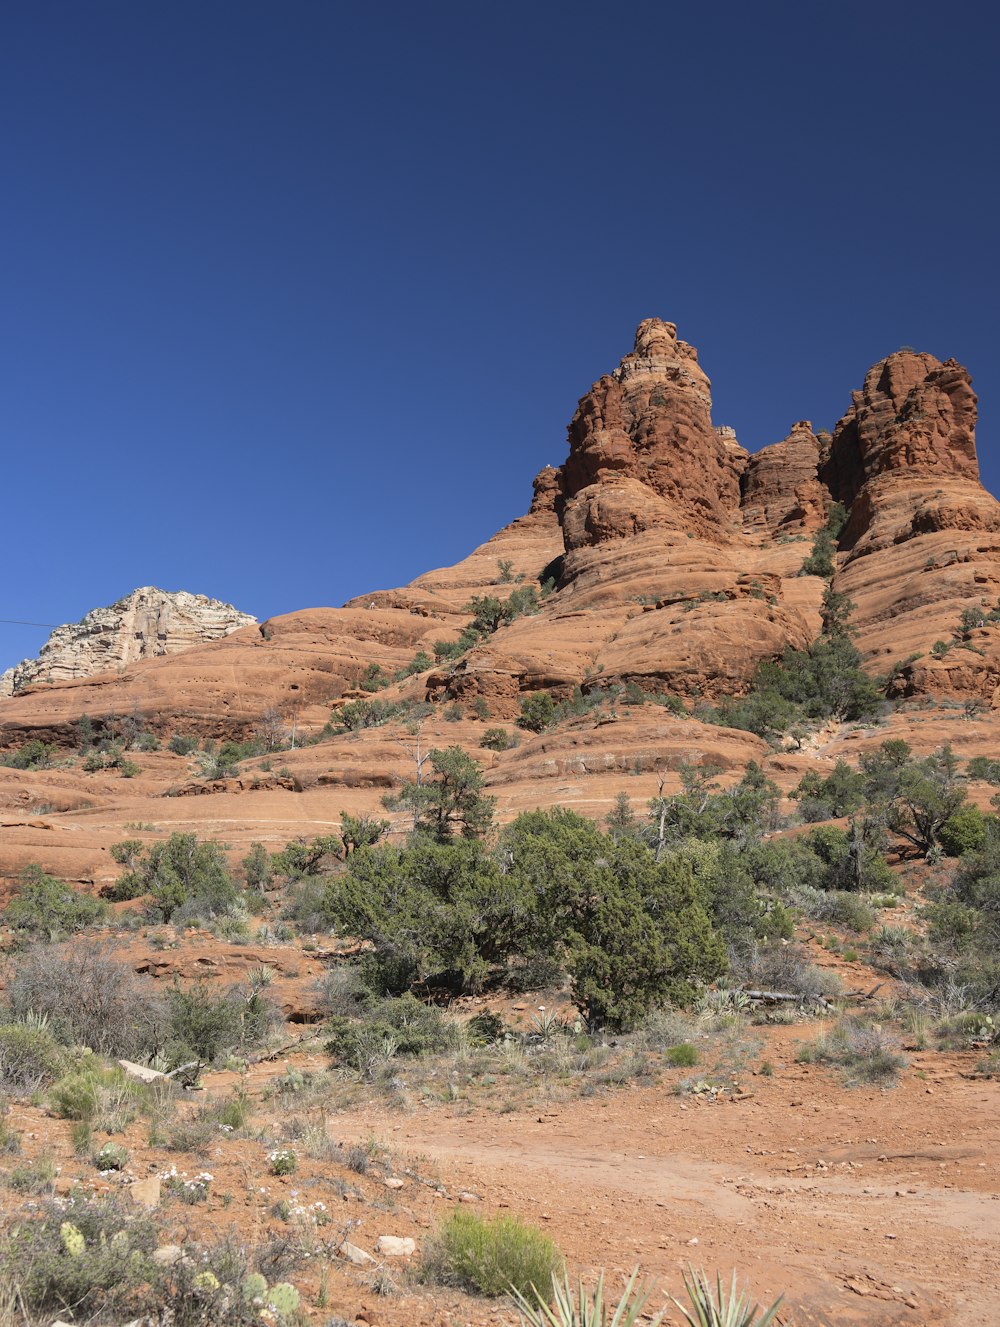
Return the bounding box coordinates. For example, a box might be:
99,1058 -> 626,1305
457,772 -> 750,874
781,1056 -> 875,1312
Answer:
0,1022 -> 65,1092
336,697 -> 404,731
242,841 -> 273,891
517,691 -> 556,732
165,980 -> 279,1067
798,1017 -> 906,1086
2,739 -> 57,770
800,527 -> 835,578
730,940 -> 842,1002
315,965 -> 376,1019
3,865 -> 108,939
325,993 -> 458,1070
665,1043 -> 699,1067
6,942 -> 168,1059
49,1061 -> 145,1125
382,745 -> 496,842
793,760 -> 865,821
938,805 -> 991,857
966,756 -> 1000,785
0,1097 -> 21,1153
803,823 -> 895,894
281,877 -> 329,933
0,1192 -> 158,1320
420,1209 -> 562,1298
705,634 -> 883,741
799,888 -> 875,932
270,833 -> 342,882
168,733 -> 199,755
480,727 -> 514,751
110,833 -> 243,921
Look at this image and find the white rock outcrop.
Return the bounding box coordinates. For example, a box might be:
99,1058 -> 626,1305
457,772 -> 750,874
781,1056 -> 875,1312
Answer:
0,587 -> 255,696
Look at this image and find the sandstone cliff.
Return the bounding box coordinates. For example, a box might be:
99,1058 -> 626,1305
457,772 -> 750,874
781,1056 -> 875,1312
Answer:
1,320 -> 997,747
0,588 -> 256,697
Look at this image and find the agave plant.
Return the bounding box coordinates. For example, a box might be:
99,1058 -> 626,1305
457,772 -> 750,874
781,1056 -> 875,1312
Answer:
511,1267 -> 667,1327
672,1267 -> 784,1327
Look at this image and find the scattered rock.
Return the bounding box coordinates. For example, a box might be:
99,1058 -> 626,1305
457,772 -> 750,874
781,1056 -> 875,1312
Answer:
375,1236 -> 416,1257
339,1240 -> 376,1266
129,1176 -> 161,1208
152,1245 -> 184,1267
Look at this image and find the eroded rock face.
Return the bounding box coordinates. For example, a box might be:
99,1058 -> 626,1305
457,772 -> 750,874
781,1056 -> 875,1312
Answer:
559,318 -> 747,547
741,422 -> 828,534
0,588 -> 256,696
822,351 -> 979,517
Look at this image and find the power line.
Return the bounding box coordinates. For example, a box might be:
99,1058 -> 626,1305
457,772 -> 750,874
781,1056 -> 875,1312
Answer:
0,619 -> 59,628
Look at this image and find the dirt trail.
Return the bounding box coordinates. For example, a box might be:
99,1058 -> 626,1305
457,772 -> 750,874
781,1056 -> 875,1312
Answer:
324,1061 -> 1000,1327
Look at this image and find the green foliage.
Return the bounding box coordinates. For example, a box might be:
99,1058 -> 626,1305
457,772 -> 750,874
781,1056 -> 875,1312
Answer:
673,1267 -> 785,1327
242,841 -> 273,891
881,744 -> 968,857
359,662 -> 390,691
324,837 -> 524,993
800,528 -> 835,577
938,805 -> 991,857
165,980 -> 275,1067
325,992 -> 457,1067
2,739 -> 58,770
336,696 -> 406,731
665,1042 -> 699,1067
0,1193 -> 158,1320
706,634 -> 883,740
480,726 -> 514,751
270,833 -> 342,882
966,756 -> 1000,784
48,1061 -> 144,1122
421,1209 -> 562,1298
518,691 -> 557,732
803,820 -> 895,893
109,833 -> 242,921
0,1022 -> 65,1092
168,733 -> 199,755
339,810 -> 390,855
512,1267 -> 666,1327
3,865 -> 108,939
383,745 -> 496,841
794,760 -> 865,821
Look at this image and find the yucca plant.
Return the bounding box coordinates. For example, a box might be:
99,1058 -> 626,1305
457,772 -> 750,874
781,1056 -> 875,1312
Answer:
672,1267 -> 784,1327
511,1267 -> 667,1327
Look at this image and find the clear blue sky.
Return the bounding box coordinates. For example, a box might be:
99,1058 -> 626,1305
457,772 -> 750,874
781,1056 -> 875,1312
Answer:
2,1 -> 998,671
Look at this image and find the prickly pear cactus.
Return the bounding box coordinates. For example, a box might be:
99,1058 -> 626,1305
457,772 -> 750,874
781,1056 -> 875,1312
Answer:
60,1221 -> 85,1258
194,1270 -> 220,1292
267,1282 -> 300,1316
242,1272 -> 268,1303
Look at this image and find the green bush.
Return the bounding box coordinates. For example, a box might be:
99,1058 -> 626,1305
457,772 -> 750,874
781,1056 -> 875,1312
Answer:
420,1209 -> 562,1297
0,1193 -> 158,1320
3,866 -> 108,939
168,733 -> 199,755
325,992 -> 457,1069
665,1043 -> 699,1067
0,1022 -> 65,1092
165,980 -> 277,1067
939,805 -> 991,857
49,1062 -> 145,1122
2,739 -> 57,770
517,691 -> 556,733
480,727 -> 514,751
110,833 -> 243,921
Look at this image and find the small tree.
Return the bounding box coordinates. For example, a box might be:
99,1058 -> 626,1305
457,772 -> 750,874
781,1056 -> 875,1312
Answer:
517,691 -> 556,733
383,746 -> 496,841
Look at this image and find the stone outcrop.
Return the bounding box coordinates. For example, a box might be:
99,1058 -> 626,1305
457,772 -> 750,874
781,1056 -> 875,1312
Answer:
559,318 -> 747,549
741,421 -> 828,534
0,588 -> 256,696
2,319 -> 999,751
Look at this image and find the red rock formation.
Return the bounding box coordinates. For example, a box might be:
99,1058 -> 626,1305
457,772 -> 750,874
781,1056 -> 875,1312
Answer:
741,422 -> 827,534
559,318 -> 747,549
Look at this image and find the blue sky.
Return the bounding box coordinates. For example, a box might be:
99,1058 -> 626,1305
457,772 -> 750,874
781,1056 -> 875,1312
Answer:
2,2 -> 997,670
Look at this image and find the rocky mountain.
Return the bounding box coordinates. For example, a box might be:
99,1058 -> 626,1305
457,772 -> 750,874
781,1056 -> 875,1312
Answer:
0,319 -> 996,747
0,587 -> 256,698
